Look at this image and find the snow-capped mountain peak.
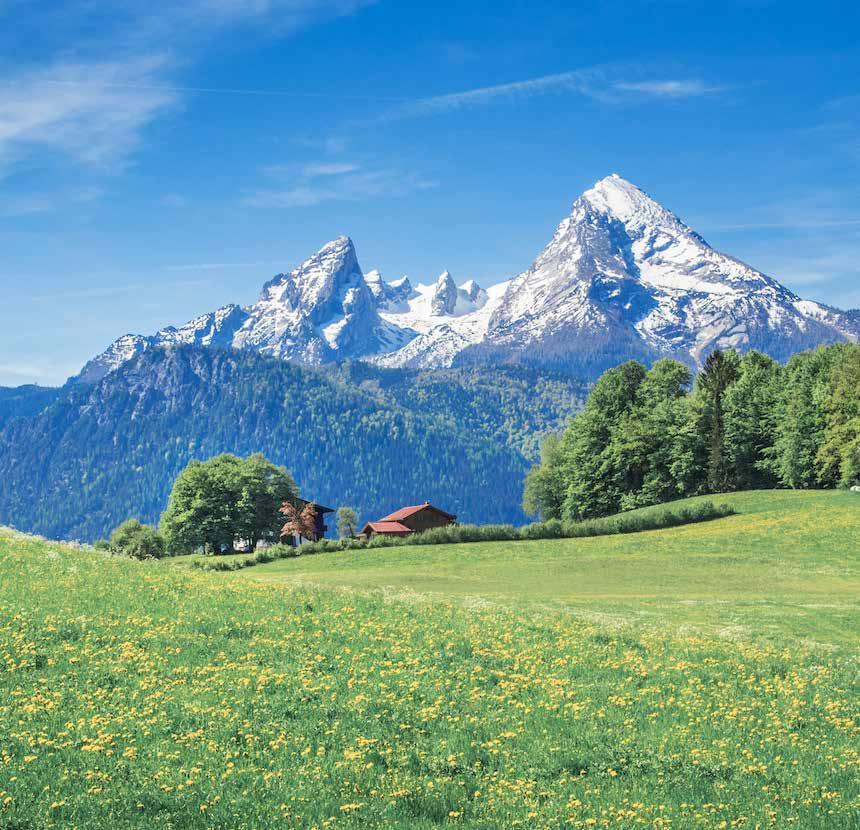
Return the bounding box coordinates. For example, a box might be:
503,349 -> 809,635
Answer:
430,271 -> 458,315
478,175 -> 858,373
581,173 -> 679,228
232,236 -> 401,362
257,235 -> 359,318
76,175 -> 859,382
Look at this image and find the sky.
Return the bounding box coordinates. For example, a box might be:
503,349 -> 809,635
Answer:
1,0 -> 858,386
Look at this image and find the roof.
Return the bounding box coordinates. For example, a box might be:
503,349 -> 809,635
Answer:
361,521 -> 414,534
379,502 -> 456,522
297,498 -> 334,514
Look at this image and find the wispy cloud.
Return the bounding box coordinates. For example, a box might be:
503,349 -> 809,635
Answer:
133,0 -> 378,39
0,0 -> 380,176
764,246 -> 860,305
31,279 -> 208,302
243,160 -> 438,208
164,261 -> 288,271
302,162 -> 361,176
384,67 -> 607,119
7,0 -> 380,52
613,79 -> 726,98
0,57 -> 177,173
378,67 -> 727,121
711,218 -> 860,231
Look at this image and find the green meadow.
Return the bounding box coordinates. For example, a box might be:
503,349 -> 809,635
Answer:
2,490 -> 858,828
230,491 -> 859,648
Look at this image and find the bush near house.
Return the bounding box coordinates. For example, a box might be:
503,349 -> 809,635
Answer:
95,519 -> 165,560
193,499 -> 734,572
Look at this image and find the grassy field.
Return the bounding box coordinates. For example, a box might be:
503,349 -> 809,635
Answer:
235,490 -> 860,648
1,490 -> 858,828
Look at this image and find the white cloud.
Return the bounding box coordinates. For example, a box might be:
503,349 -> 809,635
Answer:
243,161 -> 438,208
303,162 -> 360,176
614,79 -> 726,98
384,67 -> 607,119
0,0 -> 378,176
711,218 -> 860,231
377,68 -> 726,122
0,57 -> 177,173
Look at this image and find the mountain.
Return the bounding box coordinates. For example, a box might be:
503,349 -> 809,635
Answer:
0,346 -> 585,541
460,174 -> 860,375
77,175 -> 859,384
0,385 -> 61,430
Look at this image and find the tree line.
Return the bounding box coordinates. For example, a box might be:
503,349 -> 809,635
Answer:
0,347 -> 576,541
523,343 -> 860,521
98,452 -> 361,559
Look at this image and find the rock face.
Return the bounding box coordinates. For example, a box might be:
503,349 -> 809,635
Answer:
75,334 -> 154,384
430,271 -> 459,316
78,175 -> 860,381
229,236 -> 406,363
464,174 -> 859,375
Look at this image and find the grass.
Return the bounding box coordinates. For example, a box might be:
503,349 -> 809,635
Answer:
180,499 -> 736,572
236,490 -> 860,648
1,490 -> 858,828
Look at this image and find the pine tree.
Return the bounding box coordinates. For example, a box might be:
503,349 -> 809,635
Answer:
724,351 -> 782,489
816,344 -> 860,488
698,350 -> 740,493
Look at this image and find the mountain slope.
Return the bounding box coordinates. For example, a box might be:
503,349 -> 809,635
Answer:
0,385 -> 62,430
458,175 -> 859,374
0,346 -> 583,540
77,175 -> 859,383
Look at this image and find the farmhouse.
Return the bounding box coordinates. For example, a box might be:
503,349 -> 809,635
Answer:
360,502 -> 457,538
281,499 -> 334,545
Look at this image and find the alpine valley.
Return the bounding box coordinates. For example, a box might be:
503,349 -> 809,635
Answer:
2,174 -> 858,540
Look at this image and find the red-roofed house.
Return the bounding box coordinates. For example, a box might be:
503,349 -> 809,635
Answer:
359,502 -> 457,538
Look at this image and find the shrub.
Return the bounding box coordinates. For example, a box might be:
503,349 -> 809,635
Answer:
108,519 -> 166,560
192,501 -> 735,571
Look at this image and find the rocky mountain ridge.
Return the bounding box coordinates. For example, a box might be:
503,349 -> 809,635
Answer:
76,175 -> 860,383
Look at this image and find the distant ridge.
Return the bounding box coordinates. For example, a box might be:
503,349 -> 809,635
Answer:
76,175 -> 859,384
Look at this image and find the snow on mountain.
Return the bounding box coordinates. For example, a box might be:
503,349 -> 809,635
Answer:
468,174 -> 859,372
425,271 -> 490,317
374,277 -> 506,368
365,270 -> 414,312
228,236 -> 407,363
77,175 -> 859,382
73,307 -> 249,384
75,334 -> 153,384
160,305 -> 249,349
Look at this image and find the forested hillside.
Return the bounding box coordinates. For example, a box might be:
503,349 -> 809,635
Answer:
525,343 -> 860,520
0,347 -> 584,540
330,362 -> 586,460
0,385 -> 61,430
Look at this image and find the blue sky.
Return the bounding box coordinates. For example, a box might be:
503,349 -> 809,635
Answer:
1,0 -> 858,386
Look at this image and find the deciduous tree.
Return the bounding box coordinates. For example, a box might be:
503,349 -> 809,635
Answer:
280,500 -> 320,543
160,453 -> 297,554
335,506 -> 359,539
